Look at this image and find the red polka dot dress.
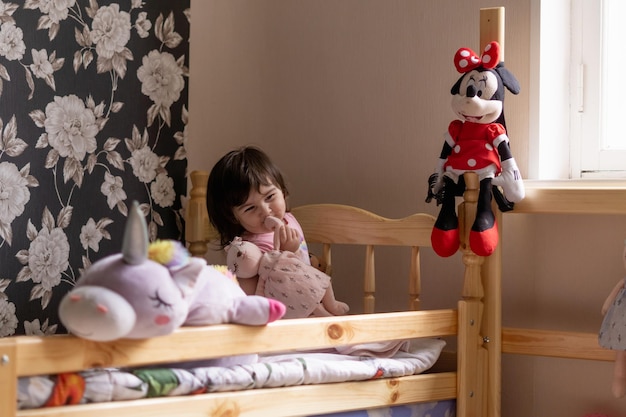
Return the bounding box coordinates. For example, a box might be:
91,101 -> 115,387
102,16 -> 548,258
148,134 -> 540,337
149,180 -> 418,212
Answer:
444,120 -> 505,175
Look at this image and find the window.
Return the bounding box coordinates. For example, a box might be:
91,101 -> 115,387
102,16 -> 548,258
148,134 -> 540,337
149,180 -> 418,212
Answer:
532,0 -> 626,179
573,0 -> 626,178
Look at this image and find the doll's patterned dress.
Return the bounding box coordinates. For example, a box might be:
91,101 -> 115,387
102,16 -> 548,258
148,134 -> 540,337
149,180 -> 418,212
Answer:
257,250 -> 330,319
599,278 -> 626,350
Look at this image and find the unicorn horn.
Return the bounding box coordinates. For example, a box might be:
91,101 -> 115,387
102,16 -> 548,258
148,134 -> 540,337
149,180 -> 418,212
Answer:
122,201 -> 149,265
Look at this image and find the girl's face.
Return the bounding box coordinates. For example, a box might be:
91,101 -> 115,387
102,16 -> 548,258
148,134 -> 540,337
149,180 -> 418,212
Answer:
233,183 -> 286,235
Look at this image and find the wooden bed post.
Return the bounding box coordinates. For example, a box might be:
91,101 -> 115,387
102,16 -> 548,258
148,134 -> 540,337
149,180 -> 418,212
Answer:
479,8 -> 504,417
457,7 -> 505,417
187,170 -> 211,257
482,209 -> 502,417
457,172 -> 486,417
0,342 -> 17,417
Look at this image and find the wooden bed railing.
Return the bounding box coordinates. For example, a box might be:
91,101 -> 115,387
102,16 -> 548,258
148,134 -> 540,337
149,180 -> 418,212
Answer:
499,180 -> 626,364
0,310 -> 459,417
502,327 -> 613,361
1,311 -> 458,377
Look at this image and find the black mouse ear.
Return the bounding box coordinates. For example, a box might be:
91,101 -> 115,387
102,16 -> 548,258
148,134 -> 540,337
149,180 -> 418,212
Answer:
451,75 -> 464,95
495,63 -> 520,95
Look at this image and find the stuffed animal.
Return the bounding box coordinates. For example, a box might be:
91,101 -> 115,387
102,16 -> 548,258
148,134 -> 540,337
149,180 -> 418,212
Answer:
309,253 -> 328,274
226,228 -> 349,319
426,41 -> 524,257
58,202 -> 286,342
599,239 -> 626,398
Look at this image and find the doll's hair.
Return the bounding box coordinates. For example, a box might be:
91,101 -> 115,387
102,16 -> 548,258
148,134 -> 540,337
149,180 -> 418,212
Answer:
207,146 -> 290,248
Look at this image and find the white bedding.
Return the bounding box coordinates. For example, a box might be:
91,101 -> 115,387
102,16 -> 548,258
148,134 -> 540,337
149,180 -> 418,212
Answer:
17,338 -> 445,410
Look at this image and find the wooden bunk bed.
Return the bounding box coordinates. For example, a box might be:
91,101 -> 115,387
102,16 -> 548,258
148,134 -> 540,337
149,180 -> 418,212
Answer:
0,168 -> 496,417
0,8 -> 507,417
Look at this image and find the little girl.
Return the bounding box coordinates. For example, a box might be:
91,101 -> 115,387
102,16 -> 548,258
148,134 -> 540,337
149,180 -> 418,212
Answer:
206,146 -> 348,316
599,239 -> 626,398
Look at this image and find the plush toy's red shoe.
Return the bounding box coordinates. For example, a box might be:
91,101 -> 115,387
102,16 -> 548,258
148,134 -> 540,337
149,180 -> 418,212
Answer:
469,222 -> 498,257
431,226 -> 460,257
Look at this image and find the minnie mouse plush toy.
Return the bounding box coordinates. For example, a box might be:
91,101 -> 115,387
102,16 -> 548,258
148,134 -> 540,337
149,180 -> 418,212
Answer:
426,41 -> 524,257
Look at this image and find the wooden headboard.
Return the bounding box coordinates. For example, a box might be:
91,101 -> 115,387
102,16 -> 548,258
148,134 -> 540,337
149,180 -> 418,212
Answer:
186,170 -> 436,313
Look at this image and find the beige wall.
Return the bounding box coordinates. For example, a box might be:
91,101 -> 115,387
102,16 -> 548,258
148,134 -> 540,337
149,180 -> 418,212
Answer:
188,1 -> 626,416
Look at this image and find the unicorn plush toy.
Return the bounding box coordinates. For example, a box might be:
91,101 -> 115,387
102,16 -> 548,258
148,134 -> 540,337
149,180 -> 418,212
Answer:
59,202 -> 285,342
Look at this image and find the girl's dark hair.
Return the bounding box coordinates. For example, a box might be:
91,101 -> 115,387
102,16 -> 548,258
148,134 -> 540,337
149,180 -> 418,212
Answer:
206,146 -> 289,248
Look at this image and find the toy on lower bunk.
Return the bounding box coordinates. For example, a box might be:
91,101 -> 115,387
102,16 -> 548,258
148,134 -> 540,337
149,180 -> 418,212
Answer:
58,202 -> 286,343
426,40 -> 524,257
226,215 -> 349,319
309,252 -> 329,274
599,239 -> 626,398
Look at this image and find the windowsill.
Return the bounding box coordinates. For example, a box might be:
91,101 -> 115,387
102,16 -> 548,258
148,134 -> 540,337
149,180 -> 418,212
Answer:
523,178 -> 626,190
508,179 -> 626,215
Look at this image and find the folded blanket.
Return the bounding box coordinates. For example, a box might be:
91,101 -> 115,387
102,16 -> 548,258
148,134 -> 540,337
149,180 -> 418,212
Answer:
333,340 -> 411,357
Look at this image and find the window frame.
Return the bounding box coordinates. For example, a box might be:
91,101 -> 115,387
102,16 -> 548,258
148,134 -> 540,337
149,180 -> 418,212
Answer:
531,0 -> 626,180
572,0 -> 626,178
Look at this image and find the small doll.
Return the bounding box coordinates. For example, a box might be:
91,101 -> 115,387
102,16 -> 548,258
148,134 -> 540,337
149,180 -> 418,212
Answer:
225,218 -> 349,319
599,239 -> 626,398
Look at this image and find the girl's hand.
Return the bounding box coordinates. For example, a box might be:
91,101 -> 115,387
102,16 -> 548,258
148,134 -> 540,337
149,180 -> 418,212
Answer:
279,225 -> 301,253
264,216 -> 301,252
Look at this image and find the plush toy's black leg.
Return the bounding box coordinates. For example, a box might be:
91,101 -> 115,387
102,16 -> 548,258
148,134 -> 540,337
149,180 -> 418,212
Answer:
431,176 -> 460,257
492,185 -> 515,212
469,178 -> 498,256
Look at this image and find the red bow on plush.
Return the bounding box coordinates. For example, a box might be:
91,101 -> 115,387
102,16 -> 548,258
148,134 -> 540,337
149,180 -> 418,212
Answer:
454,41 -> 500,73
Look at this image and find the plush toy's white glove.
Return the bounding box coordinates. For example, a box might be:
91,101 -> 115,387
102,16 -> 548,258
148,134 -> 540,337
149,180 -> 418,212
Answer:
492,158 -> 525,202
432,158 -> 446,194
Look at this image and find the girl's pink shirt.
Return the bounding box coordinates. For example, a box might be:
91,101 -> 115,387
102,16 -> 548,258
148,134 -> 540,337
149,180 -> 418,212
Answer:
242,212 -> 311,265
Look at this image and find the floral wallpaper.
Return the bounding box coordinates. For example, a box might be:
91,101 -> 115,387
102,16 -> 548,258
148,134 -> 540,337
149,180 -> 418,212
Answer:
0,0 -> 190,337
